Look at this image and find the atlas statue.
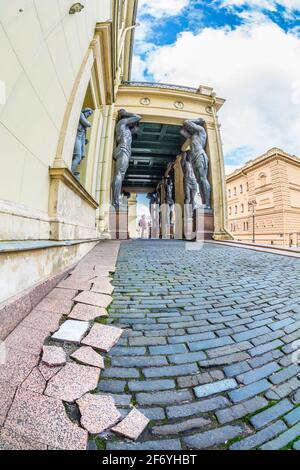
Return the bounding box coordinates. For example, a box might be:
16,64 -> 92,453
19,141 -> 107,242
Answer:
72,108 -> 94,180
111,109 -> 141,209
181,118 -> 211,208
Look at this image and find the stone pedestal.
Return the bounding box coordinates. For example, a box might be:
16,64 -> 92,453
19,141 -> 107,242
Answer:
184,207 -> 214,241
109,205 -> 128,240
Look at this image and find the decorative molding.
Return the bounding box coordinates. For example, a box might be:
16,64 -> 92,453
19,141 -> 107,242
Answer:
49,167 -> 99,209
174,101 -> 184,109
140,97 -> 151,106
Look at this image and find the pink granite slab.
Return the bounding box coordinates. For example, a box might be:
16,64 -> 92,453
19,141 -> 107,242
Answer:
46,288 -> 78,300
38,363 -> 62,381
42,346 -> 66,367
35,298 -> 73,315
0,427 -> 47,450
68,303 -> 108,321
21,309 -> 61,333
73,291 -> 112,308
4,326 -> 48,355
0,347 -> 38,387
0,380 -> 18,426
70,346 -> 104,369
21,367 -> 46,394
44,363 -> 100,402
92,278 -> 114,295
94,266 -> 115,276
77,393 -> 121,434
57,279 -> 93,291
112,408 -> 150,440
81,323 -> 123,352
4,388 -> 88,450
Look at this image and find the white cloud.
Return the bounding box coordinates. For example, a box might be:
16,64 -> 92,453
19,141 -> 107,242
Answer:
141,20 -> 300,163
220,0 -> 300,9
138,0 -> 190,19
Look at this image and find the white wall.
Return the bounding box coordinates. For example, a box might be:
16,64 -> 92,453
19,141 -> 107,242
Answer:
0,0 -> 112,214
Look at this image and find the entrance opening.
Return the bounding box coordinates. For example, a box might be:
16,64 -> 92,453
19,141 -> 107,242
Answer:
123,123 -> 185,239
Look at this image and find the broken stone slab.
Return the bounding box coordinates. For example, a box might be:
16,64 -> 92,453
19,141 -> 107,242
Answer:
44,362 -> 100,402
34,298 -> 73,315
42,345 -> 66,367
71,346 -> 105,369
4,388 -> 87,450
38,363 -> 62,381
73,291 -> 112,309
112,408 -> 150,441
21,367 -> 46,394
92,278 -> 114,295
82,323 -> 123,352
68,303 -> 108,321
77,393 -> 121,434
0,427 -> 47,450
51,320 -> 90,344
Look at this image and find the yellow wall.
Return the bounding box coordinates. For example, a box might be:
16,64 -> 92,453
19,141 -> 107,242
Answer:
0,0 -> 111,211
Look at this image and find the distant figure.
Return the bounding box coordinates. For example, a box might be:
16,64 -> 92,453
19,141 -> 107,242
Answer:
111,109 -> 141,208
72,108 -> 94,180
181,118 -> 211,208
138,214 -> 148,239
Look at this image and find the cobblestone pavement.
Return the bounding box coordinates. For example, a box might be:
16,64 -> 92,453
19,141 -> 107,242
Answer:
98,240 -> 300,451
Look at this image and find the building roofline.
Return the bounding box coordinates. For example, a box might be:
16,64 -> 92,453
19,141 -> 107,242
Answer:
226,148 -> 300,182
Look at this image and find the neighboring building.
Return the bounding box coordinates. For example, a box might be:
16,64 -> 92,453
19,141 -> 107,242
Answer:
226,148 -> 300,246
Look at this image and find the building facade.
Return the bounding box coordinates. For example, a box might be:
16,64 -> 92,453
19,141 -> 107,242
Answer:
226,148 -> 300,246
0,0 -> 230,340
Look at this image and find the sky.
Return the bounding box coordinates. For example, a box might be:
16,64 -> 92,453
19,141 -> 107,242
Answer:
131,0 -> 300,174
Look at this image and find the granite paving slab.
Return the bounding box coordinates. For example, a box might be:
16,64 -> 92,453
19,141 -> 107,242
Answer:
70,346 -> 105,369
51,320 -> 90,343
73,291 -> 113,309
82,323 -> 123,352
68,303 -> 108,321
44,363 -> 100,402
112,408 -> 149,440
42,346 -> 66,367
77,393 -> 121,434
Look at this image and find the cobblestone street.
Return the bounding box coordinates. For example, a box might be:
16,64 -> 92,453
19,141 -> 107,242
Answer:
99,240 -> 300,450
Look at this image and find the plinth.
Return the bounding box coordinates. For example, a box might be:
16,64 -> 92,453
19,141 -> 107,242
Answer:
109,204 -> 128,240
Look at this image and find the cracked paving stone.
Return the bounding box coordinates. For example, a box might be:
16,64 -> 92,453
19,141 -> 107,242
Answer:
70,346 -> 104,369
77,393 -> 121,434
21,367 -> 46,394
44,363 -> 100,402
73,291 -> 112,309
42,346 -> 66,367
112,408 -> 149,440
4,388 -> 87,449
82,323 -> 123,352
68,303 -> 108,321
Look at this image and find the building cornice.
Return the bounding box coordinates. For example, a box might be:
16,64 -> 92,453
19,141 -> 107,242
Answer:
226,148 -> 300,183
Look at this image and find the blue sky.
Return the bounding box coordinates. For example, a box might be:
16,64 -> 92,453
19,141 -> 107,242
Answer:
132,0 -> 300,173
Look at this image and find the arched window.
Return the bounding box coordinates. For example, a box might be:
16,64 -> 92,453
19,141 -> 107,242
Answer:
235,205 -> 238,214
229,207 -> 232,216
258,173 -> 267,186
241,204 -> 244,213
240,184 -> 243,193
233,187 -> 237,196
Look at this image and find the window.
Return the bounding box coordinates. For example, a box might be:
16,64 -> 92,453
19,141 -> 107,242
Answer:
233,187 -> 237,196
258,173 -> 267,186
235,205 -> 238,214
229,207 -> 232,216
240,185 -> 243,193
246,182 -> 249,191
228,189 -> 231,198
241,204 -> 244,213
